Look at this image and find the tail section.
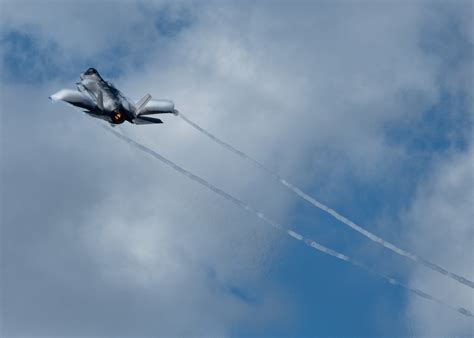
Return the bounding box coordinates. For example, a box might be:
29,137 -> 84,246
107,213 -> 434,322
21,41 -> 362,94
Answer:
133,116 -> 163,125
135,94 -> 152,117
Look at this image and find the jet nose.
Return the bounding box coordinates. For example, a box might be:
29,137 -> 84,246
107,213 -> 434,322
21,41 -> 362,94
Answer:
80,72 -> 85,80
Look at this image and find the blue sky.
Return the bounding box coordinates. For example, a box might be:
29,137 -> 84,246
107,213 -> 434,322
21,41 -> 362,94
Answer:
1,1 -> 473,337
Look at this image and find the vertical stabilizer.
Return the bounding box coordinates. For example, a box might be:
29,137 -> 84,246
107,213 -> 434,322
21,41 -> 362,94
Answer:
135,94 -> 152,117
96,90 -> 104,111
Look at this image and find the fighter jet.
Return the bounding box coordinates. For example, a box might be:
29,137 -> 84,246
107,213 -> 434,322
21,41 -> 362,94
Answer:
50,68 -> 177,125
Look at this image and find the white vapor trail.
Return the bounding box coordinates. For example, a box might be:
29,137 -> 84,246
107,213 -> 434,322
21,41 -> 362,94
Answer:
101,124 -> 473,319
177,112 -> 474,290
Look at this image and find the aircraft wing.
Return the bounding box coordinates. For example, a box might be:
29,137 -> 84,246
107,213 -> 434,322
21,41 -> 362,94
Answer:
50,89 -> 96,111
138,99 -> 177,115
133,116 -> 163,124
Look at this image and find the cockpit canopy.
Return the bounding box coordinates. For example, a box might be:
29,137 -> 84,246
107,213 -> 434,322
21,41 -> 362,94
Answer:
84,68 -> 98,76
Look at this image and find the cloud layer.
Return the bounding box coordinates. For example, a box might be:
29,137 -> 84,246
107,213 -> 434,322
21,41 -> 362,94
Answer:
1,1 -> 472,336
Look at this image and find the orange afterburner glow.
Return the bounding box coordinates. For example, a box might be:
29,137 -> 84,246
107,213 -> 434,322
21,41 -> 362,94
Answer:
112,111 -> 125,124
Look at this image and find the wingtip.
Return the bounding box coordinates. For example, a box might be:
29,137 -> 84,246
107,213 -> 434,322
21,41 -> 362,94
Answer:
49,92 -> 62,102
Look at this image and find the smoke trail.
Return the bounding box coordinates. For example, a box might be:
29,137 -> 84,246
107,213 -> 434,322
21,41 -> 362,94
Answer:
101,124 -> 473,319
177,112 -> 474,289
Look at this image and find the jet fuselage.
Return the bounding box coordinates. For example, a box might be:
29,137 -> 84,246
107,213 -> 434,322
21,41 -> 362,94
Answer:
78,68 -> 138,124
50,68 -> 176,125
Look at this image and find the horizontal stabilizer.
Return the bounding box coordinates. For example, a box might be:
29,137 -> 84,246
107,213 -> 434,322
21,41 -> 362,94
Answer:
133,116 -> 163,125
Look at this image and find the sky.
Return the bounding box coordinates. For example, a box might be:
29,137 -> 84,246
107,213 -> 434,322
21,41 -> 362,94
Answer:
0,0 -> 473,337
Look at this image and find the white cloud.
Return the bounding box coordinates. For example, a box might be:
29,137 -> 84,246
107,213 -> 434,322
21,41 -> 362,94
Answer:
1,1 -> 164,57
404,146 -> 474,335
1,1 -> 472,336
